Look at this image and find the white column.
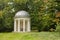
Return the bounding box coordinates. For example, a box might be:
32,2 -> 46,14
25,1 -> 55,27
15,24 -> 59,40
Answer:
14,19 -> 16,32
27,19 -> 30,32
23,19 -> 25,32
18,19 -> 20,32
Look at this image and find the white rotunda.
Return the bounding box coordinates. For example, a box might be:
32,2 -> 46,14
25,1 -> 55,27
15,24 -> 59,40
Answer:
14,10 -> 30,32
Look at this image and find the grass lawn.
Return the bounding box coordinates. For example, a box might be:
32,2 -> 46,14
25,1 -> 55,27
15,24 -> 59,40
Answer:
0,32 -> 60,40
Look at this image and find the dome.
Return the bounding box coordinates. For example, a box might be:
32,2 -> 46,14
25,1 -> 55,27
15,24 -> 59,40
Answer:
15,10 -> 30,18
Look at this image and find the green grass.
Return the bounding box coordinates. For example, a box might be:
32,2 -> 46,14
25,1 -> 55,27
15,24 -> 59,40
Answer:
0,32 -> 60,40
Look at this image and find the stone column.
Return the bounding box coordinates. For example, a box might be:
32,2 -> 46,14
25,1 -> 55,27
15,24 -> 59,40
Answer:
23,19 -> 25,32
14,19 -> 16,32
27,19 -> 30,32
18,19 -> 20,32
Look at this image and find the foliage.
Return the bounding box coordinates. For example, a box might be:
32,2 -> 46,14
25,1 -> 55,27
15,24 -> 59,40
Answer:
56,23 -> 60,32
55,0 -> 60,32
0,0 -> 59,32
27,0 -> 57,31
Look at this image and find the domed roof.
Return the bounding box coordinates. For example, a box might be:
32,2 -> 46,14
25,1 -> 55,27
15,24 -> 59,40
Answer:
15,10 -> 30,18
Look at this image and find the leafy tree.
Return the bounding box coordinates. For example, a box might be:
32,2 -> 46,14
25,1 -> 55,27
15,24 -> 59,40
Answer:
55,0 -> 60,32
0,0 -> 58,32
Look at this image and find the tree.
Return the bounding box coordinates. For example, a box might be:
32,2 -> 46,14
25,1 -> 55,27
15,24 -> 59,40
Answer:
27,0 -> 57,31
0,0 -> 58,32
55,0 -> 60,32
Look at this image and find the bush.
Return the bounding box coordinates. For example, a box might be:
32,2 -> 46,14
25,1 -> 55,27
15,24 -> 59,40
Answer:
56,23 -> 60,32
